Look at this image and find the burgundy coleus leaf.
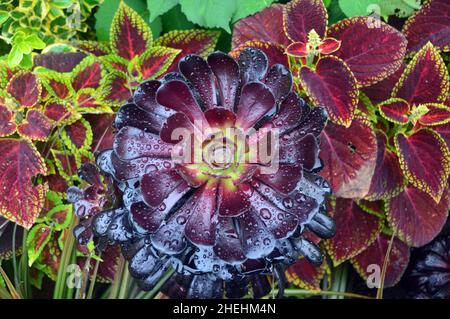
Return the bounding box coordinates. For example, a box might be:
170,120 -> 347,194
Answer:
300,56 -> 358,127
357,199 -> 385,217
378,98 -> 410,124
402,0 -> 450,53
0,105 -> 16,137
26,224 -> 52,266
61,118 -> 92,152
103,73 -> 131,105
230,41 -> 288,67
40,73 -> 71,100
17,110 -> 53,141
325,198 -> 382,266
74,41 -> 111,57
366,133 -> 405,201
0,139 -> 47,229
44,174 -> 68,194
418,103 -> 450,126
388,186 -> 449,247
71,57 -> 104,92
392,42 -> 449,104
51,149 -> 79,181
434,122 -> 450,149
286,257 -> 328,290
6,71 -> 41,108
283,0 -> 327,44
43,101 -> 72,123
154,30 -> 220,72
352,234 -> 410,288
232,4 -> 290,48
110,1 -> 152,61
138,46 -> 180,81
327,17 -> 407,87
319,116 -> 377,198
363,64 -> 405,105
395,129 -> 450,202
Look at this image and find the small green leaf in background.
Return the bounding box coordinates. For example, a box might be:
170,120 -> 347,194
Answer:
25,34 -> 46,50
161,5 -> 196,32
0,270 -> 5,288
0,10 -> 9,27
179,0 -> 236,32
338,0 -> 421,20
232,0 -> 275,22
7,45 -> 23,68
147,0 -> 179,22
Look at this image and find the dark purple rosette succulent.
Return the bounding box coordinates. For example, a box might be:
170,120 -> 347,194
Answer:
406,235 -> 450,299
71,48 -> 334,298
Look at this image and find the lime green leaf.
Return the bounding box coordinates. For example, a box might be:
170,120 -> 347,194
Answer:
17,41 -> 32,54
179,0 -> 236,32
232,0 -> 275,22
147,0 -> 178,22
27,224 -> 52,266
0,11 -> 10,27
47,190 -> 63,206
25,34 -> 46,50
47,204 -> 73,231
7,45 -> 23,68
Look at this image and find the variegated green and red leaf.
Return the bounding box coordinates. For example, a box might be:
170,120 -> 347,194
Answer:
282,0 -> 327,44
26,224 -> 52,266
418,103 -> 450,126
286,257 -> 329,290
47,204 -> 73,231
138,46 -> 180,81
61,118 -> 93,153
154,29 -> 220,72
325,198 -> 382,266
300,56 -> 358,127
363,64 -> 405,105
319,116 -> 377,198
51,149 -> 80,182
43,101 -> 74,124
351,234 -> 410,288
6,71 -> 41,108
0,105 -> 16,137
71,57 -> 105,92
74,40 -> 111,57
395,129 -> 450,202
110,1 -> 152,61
102,72 -> 131,106
327,17 -> 407,87
387,186 -> 449,247
402,0 -> 450,53
392,42 -> 448,104
378,98 -> 410,124
17,110 -> 53,141
0,139 -> 47,229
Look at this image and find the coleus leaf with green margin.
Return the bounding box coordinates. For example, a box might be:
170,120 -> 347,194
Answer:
319,116 -> 377,198
27,224 -> 53,266
286,257 -> 329,290
387,185 -> 449,247
232,0 -> 407,126
6,71 -> 41,108
17,110 -> 53,141
61,118 -> 93,153
351,233 -> 410,288
325,198 -> 382,266
0,139 -> 47,229
402,0 -> 450,54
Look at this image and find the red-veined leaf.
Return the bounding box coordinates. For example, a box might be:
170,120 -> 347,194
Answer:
17,110 -> 53,141
71,57 -> 104,92
44,174 -> 69,194
230,41 -> 288,67
434,122 -> 450,149
395,129 -> 450,202
232,4 -> 290,48
74,41 -> 111,57
357,199 -> 385,217
351,234 -> 410,288
392,42 -> 448,104
282,0 -> 327,43
154,30 -> 220,72
100,55 -> 129,74
0,139 -> 47,229
325,198 -> 382,266
103,73 -> 131,105
300,56 -> 358,127
378,98 -> 410,124
402,0 -> 450,53
85,114 -> 115,152
319,116 -> 377,198
6,71 -> 41,108
138,46 -> 180,81
76,89 -> 112,113
0,105 -> 16,137
61,118 -> 93,152
44,101 -> 73,123
47,204 -> 72,231
286,257 -> 329,290
51,149 -> 79,181
39,72 -> 72,100
418,103 -> 450,126
363,64 -> 405,105
388,186 -> 449,247
26,224 -> 52,266
366,133 -> 405,201
327,17 -> 407,87
110,1 -> 152,61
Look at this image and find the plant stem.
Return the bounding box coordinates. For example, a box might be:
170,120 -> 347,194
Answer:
135,268 -> 174,299
108,256 -> 125,299
118,262 -> 130,299
87,255 -> 101,299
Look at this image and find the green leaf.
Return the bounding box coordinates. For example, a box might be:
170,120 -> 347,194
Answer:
232,0 -> 275,22
0,11 -> 9,27
147,0 -> 178,22
95,0 -> 149,42
60,117 -> 93,153
7,45 -> 23,68
179,0 -> 236,32
160,4 -> 195,31
17,41 -> 32,55
338,0 -> 421,20
47,190 -> 63,206
25,34 -> 46,50
27,224 -> 53,266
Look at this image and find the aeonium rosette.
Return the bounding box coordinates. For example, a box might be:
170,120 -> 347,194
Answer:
70,48 -> 335,298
